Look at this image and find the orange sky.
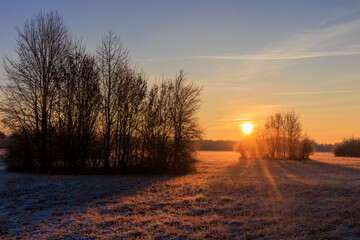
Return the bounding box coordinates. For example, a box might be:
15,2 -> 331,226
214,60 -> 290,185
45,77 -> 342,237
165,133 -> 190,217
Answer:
1,1 -> 360,144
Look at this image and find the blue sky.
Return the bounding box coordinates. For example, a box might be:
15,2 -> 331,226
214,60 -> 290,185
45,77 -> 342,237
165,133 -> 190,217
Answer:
1,0 -> 360,143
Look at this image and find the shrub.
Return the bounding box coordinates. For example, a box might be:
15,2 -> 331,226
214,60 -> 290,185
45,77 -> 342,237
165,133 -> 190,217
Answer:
333,138 -> 360,157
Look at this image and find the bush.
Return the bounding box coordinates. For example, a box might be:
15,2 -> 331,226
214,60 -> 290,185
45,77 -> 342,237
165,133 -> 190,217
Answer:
4,131 -> 37,171
299,136 -> 315,160
333,138 -> 360,157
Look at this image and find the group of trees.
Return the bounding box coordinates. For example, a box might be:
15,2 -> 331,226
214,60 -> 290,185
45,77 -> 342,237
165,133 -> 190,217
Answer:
234,111 -> 314,160
333,138 -> 360,157
313,143 -> 333,152
0,11 -> 202,174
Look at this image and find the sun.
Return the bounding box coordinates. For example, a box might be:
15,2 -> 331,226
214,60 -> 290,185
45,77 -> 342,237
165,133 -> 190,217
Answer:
241,123 -> 253,134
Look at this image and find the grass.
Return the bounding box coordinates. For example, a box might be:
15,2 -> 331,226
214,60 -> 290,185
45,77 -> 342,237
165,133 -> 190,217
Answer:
2,151 -> 360,239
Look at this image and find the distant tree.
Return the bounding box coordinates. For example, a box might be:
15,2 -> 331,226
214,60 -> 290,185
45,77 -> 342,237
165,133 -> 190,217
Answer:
234,110 -> 313,160
197,140 -> 237,151
333,138 -> 360,157
264,112 -> 284,159
284,110 -> 302,159
1,11 -> 71,172
313,142 -> 333,152
299,135 -> 315,159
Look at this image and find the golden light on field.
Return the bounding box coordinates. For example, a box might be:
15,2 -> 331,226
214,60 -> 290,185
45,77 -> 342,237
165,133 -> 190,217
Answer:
241,123 -> 253,134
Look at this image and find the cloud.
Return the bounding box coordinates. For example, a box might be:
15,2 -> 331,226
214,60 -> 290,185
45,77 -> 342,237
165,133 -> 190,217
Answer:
191,51 -> 360,61
191,17 -> 360,62
277,90 -> 354,95
231,118 -> 249,122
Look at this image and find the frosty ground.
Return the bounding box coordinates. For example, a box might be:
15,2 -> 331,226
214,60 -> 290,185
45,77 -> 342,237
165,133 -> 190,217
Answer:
1,152 -> 360,239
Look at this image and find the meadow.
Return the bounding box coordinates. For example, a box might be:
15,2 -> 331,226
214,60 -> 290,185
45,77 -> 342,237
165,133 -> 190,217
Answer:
1,151 -> 360,239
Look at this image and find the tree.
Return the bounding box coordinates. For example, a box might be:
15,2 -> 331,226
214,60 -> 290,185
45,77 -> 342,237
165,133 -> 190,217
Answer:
169,71 -> 203,172
96,32 -> 128,169
1,11 -> 203,175
141,81 -> 173,171
1,11 -> 71,172
234,110 -> 313,160
264,112 -> 284,159
140,72 -> 203,173
299,135 -> 315,159
284,110 -> 302,159
113,66 -> 147,170
54,42 -> 101,171
333,138 -> 360,157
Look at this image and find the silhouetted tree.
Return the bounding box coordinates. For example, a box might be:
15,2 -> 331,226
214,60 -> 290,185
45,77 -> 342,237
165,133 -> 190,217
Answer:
142,81 -> 173,171
313,142 -> 333,152
299,135 -> 315,159
1,11 -> 71,172
264,112 -> 284,159
113,66 -> 147,170
169,71 -> 203,172
54,42 -> 101,171
1,11 -> 203,175
234,110 -> 313,160
284,110 -> 302,159
333,138 -> 360,157
96,32 -> 128,169
140,72 -> 202,173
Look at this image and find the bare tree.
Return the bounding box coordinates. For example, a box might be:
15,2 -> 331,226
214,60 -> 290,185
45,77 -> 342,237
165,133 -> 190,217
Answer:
1,11 -> 71,172
140,71 -> 203,173
96,32 -> 128,169
1,11 -> 203,174
264,112 -> 284,159
284,110 -> 302,159
141,81 -> 173,171
235,110 -> 313,160
299,134 -> 315,159
169,71 -> 203,172
55,42 -> 101,171
113,66 -> 147,169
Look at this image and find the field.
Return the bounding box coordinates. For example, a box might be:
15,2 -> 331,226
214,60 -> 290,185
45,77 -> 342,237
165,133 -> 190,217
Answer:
1,152 -> 360,239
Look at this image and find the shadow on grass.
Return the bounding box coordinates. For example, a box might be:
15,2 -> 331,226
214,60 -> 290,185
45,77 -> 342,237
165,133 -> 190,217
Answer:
0,165 -> 174,235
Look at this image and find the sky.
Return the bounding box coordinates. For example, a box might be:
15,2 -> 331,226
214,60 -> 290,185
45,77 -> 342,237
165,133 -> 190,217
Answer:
1,0 -> 360,143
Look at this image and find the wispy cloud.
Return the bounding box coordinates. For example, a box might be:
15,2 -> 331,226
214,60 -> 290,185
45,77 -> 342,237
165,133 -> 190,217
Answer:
191,17 -> 360,62
191,51 -> 360,61
278,90 -> 354,95
231,118 -> 249,122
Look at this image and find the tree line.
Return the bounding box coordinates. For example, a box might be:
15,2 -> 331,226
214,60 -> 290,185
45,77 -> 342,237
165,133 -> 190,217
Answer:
196,140 -> 237,151
234,111 -> 314,160
313,143 -> 333,152
0,11 -> 202,174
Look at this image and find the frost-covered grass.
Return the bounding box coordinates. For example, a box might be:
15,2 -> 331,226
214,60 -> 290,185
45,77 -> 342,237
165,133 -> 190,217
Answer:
2,152 -> 360,239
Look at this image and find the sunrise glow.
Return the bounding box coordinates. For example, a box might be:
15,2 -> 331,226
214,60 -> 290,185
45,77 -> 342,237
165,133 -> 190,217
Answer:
241,123 -> 253,134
